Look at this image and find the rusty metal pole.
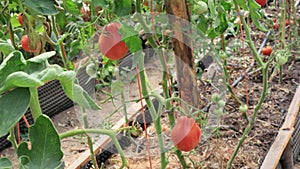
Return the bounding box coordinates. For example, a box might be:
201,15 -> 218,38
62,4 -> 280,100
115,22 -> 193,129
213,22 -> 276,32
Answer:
165,0 -> 200,112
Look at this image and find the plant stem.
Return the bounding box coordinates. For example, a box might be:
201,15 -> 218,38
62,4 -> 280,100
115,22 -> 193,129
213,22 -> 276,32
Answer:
222,59 -> 242,105
236,6 -> 263,67
135,11 -> 187,169
137,53 -> 169,169
226,1 -> 270,168
8,128 -> 18,151
226,66 -> 268,169
59,128 -> 128,168
29,87 -> 42,121
82,108 -> 99,169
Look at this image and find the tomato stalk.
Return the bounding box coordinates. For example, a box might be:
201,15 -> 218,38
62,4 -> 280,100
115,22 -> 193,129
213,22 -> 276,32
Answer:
136,52 -> 169,169
59,128 -> 129,168
29,87 -> 42,121
135,12 -> 188,168
226,0 -> 271,168
82,108 -> 99,169
226,65 -> 268,169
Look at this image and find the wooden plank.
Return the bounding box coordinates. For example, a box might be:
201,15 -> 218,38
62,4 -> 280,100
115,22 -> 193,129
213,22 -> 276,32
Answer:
261,86 -> 300,169
165,0 -> 200,112
281,86 -> 300,130
67,87 -> 162,169
260,129 -> 294,169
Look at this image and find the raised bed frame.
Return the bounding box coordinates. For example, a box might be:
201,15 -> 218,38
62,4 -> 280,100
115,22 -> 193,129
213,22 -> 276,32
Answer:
261,86 -> 300,169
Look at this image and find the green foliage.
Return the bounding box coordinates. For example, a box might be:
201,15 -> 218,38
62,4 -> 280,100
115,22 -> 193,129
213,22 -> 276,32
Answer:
17,115 -> 63,169
119,24 -> 143,53
0,51 -> 100,109
0,88 -> 30,137
24,0 -> 60,15
0,158 -> 12,169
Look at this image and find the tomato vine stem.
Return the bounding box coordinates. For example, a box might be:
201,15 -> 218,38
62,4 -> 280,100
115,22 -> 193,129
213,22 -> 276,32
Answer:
59,128 -> 129,168
226,0 -> 270,168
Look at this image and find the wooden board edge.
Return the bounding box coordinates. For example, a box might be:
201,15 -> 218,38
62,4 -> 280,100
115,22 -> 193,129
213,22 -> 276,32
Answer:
281,86 -> 300,130
260,128 -> 294,169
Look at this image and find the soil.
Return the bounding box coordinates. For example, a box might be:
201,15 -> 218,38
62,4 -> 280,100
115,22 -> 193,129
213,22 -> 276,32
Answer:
1,3 -> 300,169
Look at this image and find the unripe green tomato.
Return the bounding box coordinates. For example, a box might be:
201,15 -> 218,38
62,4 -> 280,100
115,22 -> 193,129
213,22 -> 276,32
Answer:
86,62 -> 97,77
219,51 -> 228,59
215,107 -> 223,115
239,104 -> 248,113
277,56 -> 288,65
218,100 -> 226,108
211,93 -> 221,103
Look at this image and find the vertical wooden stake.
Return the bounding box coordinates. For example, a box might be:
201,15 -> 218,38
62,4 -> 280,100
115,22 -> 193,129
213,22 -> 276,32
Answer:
165,0 -> 200,112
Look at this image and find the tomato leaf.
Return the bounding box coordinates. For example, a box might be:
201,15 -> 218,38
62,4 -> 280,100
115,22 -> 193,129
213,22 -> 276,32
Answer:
17,115 -> 63,169
58,71 -> 101,110
119,24 -> 143,53
113,0 -> 131,17
248,0 -> 267,31
0,40 -> 15,57
24,0 -> 59,15
0,51 -> 100,110
236,0 -> 248,9
0,88 -> 30,137
61,0 -> 79,15
0,157 -> 12,169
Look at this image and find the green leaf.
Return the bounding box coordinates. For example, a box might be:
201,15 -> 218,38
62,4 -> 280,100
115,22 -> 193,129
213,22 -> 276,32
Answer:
0,40 -> 15,56
27,51 -> 56,63
248,0 -> 267,31
92,0 -> 110,9
0,158 -> 12,169
62,0 -> 79,15
220,0 -> 232,12
197,15 -> 208,34
58,72 -> 101,110
17,115 -> 63,169
113,0 -> 132,17
5,72 -> 43,89
0,51 -> 26,91
119,24 -> 142,53
0,88 -> 30,137
236,0 -> 247,9
24,0 -> 59,15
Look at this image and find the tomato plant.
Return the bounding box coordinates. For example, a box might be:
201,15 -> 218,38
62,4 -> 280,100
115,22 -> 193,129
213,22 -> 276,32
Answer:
98,22 -> 129,60
171,116 -> 201,152
261,46 -> 272,56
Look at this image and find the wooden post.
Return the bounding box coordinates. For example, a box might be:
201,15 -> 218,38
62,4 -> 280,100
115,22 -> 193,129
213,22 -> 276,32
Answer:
165,0 -> 200,112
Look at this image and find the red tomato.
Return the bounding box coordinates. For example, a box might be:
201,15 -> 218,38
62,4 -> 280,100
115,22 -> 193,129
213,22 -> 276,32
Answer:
21,35 -> 36,53
286,20 -> 290,26
98,22 -> 129,60
273,24 -> 279,30
256,0 -> 266,7
171,116 -> 201,152
18,13 -> 23,25
273,18 -> 277,23
261,46 -> 272,56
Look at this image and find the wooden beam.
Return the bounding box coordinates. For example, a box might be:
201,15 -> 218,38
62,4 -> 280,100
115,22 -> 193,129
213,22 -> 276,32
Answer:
165,0 -> 200,111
